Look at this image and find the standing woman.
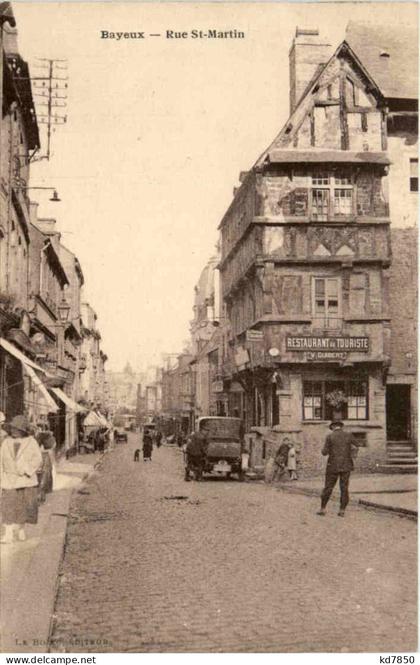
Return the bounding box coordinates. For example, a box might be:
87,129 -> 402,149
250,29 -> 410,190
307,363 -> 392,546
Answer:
142,428 -> 153,462
36,425 -> 56,503
1,415 -> 43,544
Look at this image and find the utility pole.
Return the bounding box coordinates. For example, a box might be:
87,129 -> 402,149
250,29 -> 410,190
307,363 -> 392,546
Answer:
30,58 -> 68,161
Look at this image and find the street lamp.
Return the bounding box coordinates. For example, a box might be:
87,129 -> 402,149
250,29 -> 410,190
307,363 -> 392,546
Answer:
23,186 -> 61,202
57,296 -> 71,323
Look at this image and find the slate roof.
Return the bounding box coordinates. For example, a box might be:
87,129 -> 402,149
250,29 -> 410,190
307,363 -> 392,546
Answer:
345,21 -> 418,100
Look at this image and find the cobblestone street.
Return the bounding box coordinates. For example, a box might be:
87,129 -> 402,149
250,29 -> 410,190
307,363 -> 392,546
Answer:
51,438 -> 417,653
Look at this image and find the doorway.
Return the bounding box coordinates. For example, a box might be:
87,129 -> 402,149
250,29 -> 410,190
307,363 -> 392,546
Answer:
386,384 -> 411,441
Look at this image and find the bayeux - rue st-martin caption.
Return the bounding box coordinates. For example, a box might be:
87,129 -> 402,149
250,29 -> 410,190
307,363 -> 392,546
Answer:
100,29 -> 246,40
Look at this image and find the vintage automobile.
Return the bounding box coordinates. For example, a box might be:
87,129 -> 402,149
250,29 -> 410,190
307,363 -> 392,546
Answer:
191,416 -> 245,481
113,416 -> 128,443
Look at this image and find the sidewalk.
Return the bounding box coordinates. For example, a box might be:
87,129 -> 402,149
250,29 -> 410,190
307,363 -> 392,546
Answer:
275,473 -> 418,517
1,451 -> 104,653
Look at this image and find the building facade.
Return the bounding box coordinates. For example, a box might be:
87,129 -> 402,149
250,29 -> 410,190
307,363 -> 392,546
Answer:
218,26 -> 417,475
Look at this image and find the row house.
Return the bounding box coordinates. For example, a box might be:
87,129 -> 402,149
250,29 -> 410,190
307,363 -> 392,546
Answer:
161,352 -> 194,435
0,4 -> 109,453
0,6 -> 40,421
345,22 -> 418,467
79,302 -> 107,409
219,24 -> 417,475
189,256 -> 225,419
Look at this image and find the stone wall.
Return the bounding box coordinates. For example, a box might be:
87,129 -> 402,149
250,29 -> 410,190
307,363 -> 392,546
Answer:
248,366 -> 387,477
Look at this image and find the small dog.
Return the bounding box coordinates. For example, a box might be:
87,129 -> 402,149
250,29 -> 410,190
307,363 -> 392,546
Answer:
134,449 -> 140,462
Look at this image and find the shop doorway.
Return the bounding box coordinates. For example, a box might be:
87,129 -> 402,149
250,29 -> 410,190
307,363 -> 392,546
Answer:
386,384 -> 411,441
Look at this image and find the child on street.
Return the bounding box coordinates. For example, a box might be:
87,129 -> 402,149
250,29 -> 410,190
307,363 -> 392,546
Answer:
287,441 -> 298,480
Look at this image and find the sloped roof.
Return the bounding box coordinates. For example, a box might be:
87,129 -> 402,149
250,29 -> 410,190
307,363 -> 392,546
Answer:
346,21 -> 418,100
267,150 -> 390,165
256,40 -> 384,167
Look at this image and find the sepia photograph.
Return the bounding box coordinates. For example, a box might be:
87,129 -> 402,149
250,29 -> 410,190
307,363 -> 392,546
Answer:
0,0 -> 418,656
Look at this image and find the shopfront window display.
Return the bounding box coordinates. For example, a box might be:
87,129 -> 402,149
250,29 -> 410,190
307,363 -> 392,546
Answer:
303,379 -> 368,421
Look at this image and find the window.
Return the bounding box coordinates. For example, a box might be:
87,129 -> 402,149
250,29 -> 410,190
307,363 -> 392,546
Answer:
347,381 -> 368,420
312,188 -> 329,220
334,189 -> 352,215
312,173 -> 330,186
410,159 -> 418,192
303,379 -> 368,421
311,172 -> 354,220
312,277 -> 341,329
303,381 -> 323,420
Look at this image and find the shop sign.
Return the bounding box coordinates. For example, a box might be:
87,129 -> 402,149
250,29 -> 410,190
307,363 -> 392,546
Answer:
286,336 -> 369,352
211,380 -> 224,393
246,329 -> 263,342
306,351 -> 348,361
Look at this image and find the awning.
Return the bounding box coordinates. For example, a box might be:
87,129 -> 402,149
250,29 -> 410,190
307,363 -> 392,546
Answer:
50,387 -> 86,413
83,411 -> 103,427
83,410 -> 110,428
0,337 -> 52,375
22,364 -> 59,414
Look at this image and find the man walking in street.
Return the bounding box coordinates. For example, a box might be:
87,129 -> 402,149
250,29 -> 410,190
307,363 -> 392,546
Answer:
317,420 -> 359,517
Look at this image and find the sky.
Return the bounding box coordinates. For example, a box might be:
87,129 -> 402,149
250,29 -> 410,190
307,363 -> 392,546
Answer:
12,1 -> 417,372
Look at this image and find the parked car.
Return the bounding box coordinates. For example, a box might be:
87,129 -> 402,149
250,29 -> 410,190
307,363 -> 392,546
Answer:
113,417 -> 128,443
189,416 -> 245,481
114,426 -> 128,443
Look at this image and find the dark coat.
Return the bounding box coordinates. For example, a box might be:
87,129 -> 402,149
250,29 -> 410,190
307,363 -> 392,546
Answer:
143,434 -> 153,454
275,443 -> 289,466
322,429 -> 358,473
186,432 -> 208,458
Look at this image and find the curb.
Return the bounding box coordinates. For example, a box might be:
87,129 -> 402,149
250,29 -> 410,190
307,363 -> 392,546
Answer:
276,483 -> 418,519
2,453 -> 105,653
46,453 -> 106,651
358,498 -> 418,519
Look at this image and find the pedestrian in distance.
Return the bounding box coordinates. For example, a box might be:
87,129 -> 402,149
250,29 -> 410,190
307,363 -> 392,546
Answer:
317,420 -> 359,518
142,429 -> 153,462
35,423 -> 56,504
272,438 -> 290,482
134,449 -> 140,462
0,415 -> 43,544
287,440 -> 298,480
155,430 -> 163,448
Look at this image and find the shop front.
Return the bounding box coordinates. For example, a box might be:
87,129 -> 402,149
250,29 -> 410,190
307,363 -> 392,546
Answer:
239,331 -> 389,476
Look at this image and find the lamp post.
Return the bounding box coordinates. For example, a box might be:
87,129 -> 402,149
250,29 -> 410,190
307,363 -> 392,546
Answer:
56,295 -> 70,365
57,296 -> 71,323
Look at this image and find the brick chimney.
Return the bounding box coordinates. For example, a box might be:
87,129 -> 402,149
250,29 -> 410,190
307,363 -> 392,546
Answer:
289,28 -> 332,114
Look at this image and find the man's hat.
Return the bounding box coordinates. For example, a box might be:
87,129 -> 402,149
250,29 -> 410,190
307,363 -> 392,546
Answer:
329,420 -> 344,430
10,415 -> 31,435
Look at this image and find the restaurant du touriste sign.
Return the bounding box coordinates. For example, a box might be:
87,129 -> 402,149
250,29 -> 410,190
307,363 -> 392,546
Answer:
286,336 -> 369,352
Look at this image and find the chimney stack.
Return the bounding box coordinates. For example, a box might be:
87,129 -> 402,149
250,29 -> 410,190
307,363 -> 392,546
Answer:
289,27 -> 332,114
